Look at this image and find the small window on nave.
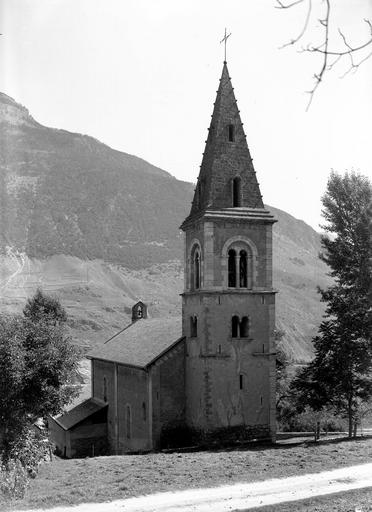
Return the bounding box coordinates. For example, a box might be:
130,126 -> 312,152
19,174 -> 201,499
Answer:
103,376 -> 107,402
126,405 -> 131,439
190,315 -> 198,337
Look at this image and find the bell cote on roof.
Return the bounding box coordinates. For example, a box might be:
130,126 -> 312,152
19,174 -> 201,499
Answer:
181,62 -> 265,228
132,301 -> 147,322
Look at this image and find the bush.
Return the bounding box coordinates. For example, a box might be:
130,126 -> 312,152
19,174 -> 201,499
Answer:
0,426 -> 51,500
0,459 -> 29,501
279,405 -> 347,432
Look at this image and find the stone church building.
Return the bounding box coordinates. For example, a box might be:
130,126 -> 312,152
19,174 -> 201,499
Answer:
49,61 -> 277,457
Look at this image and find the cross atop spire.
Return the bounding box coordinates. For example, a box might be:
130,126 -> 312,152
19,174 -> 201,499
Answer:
220,28 -> 231,63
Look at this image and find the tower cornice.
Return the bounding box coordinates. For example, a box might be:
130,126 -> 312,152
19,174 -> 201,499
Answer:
180,207 -> 277,231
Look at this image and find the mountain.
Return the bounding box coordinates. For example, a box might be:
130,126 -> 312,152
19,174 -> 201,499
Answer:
0,92 -> 332,362
0,92 -> 191,268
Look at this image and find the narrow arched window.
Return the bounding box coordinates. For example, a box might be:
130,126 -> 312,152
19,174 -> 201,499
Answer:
239,250 -> 247,288
232,316 -> 239,338
240,316 -> 249,338
195,252 -> 200,289
126,405 -> 131,439
142,402 -> 146,421
228,249 -> 236,287
239,374 -> 244,390
103,377 -> 107,402
232,177 -> 241,207
228,124 -> 235,142
190,315 -> 197,337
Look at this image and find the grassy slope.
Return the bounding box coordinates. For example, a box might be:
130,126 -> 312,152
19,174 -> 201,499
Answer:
5,437 -> 372,510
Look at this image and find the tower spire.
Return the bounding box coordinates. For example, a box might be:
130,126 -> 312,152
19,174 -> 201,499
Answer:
181,61 -> 266,228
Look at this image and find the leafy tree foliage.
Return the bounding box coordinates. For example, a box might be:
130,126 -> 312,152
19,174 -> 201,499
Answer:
0,290 -> 80,460
23,287 -> 67,324
292,171 -> 372,437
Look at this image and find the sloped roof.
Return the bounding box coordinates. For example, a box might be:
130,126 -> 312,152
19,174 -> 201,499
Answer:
53,397 -> 107,430
87,317 -> 183,368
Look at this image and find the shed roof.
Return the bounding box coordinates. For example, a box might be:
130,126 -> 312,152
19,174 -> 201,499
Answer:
53,397 -> 107,430
87,317 -> 183,368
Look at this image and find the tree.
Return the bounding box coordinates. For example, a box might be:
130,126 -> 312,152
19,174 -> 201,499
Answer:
0,290 -> 80,459
292,171 -> 372,437
276,1 -> 372,108
23,287 -> 67,325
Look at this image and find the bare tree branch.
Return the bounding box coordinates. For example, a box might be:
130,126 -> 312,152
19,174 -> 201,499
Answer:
279,0 -> 312,49
275,0 -> 307,9
277,1 -> 372,108
305,0 -> 330,110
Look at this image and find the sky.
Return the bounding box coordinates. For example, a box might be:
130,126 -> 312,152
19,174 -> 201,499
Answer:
0,0 -> 371,230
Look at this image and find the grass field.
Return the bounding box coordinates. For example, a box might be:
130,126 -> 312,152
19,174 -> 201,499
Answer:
4,435 -> 372,511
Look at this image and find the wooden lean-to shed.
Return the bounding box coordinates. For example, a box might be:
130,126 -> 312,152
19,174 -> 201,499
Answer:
49,397 -> 108,458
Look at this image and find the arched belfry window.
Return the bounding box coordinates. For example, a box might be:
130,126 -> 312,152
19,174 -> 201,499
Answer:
225,241 -> 254,289
232,177 -> 241,207
228,249 -> 236,287
195,252 -> 200,289
228,124 -> 235,142
190,244 -> 202,291
239,250 -> 247,288
240,316 -> 249,338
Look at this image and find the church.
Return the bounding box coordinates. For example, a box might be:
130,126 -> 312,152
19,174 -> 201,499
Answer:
49,60 -> 277,458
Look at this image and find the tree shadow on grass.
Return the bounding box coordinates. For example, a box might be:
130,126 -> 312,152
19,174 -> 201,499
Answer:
157,433 -> 372,455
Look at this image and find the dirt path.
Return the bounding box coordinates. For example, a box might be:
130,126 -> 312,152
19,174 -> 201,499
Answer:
18,462 -> 372,512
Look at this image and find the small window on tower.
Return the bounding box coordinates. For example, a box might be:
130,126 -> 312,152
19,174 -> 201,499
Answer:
232,316 -> 239,338
239,374 -> 244,390
228,124 -> 235,142
240,316 -> 249,338
232,177 -> 241,207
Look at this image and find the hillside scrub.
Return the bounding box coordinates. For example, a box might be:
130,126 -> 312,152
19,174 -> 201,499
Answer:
0,290 -> 81,499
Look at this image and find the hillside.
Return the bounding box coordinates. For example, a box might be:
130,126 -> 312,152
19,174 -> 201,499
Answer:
0,92 -> 191,268
0,92 -> 332,362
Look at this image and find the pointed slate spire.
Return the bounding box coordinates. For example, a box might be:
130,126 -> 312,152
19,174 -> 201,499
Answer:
184,63 -> 264,224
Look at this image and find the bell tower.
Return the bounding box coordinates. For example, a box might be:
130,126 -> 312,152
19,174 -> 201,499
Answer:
180,61 -> 277,441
